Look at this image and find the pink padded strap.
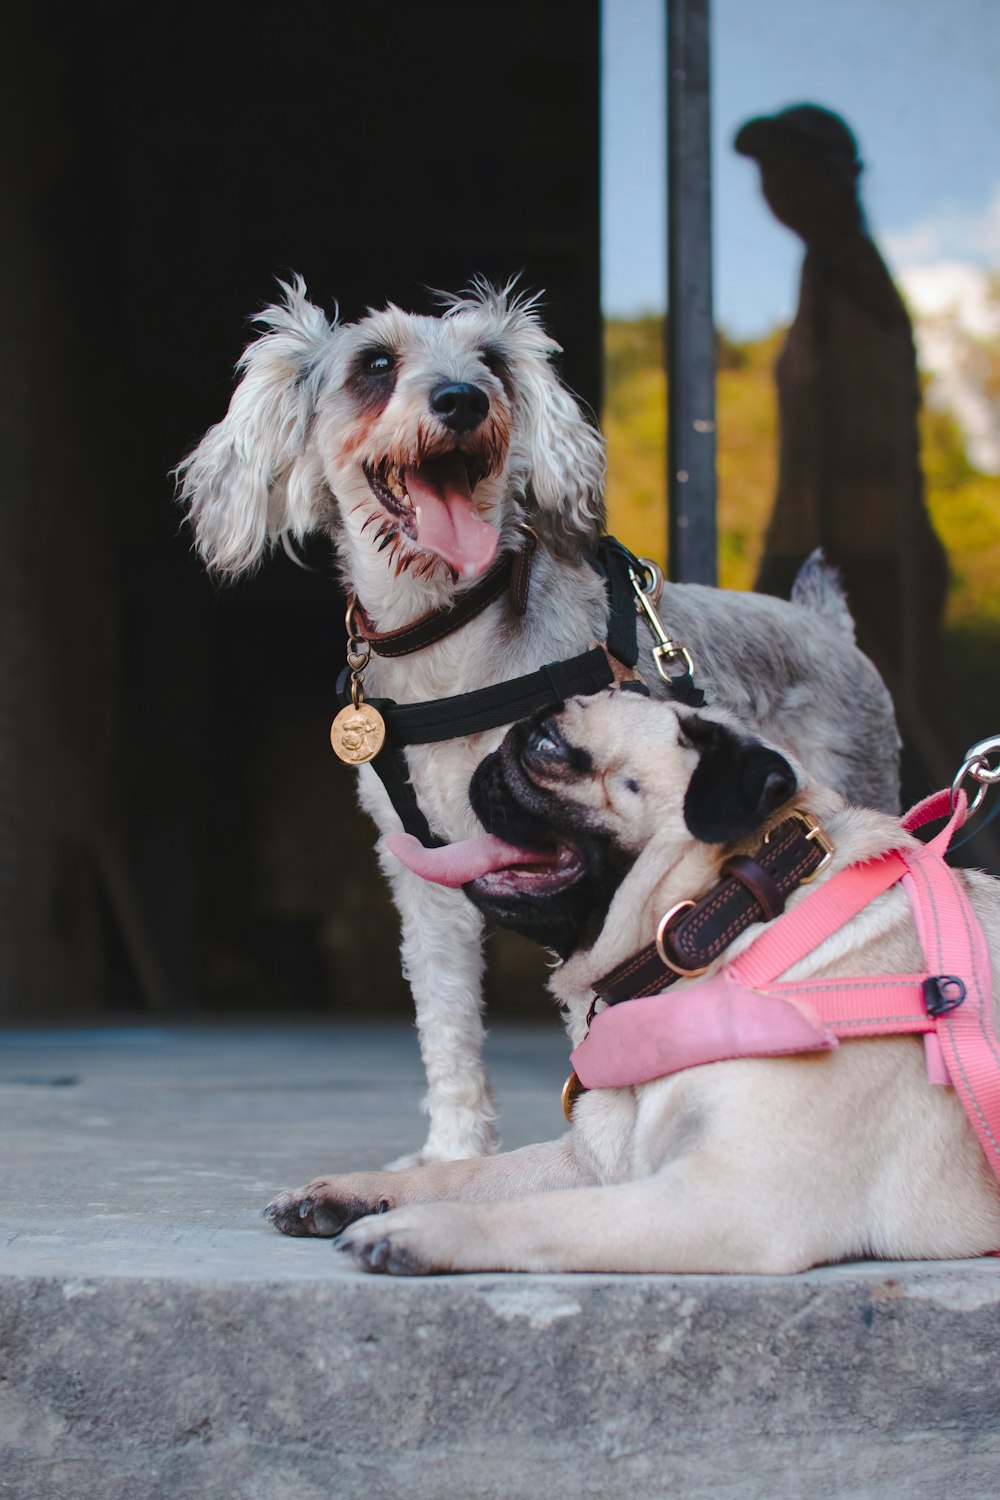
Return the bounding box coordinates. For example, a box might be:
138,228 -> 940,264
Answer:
903,843 -> 1000,1177
729,851 -> 909,991
751,974 -> 935,1036
729,790 -> 968,996
570,976 -> 835,1090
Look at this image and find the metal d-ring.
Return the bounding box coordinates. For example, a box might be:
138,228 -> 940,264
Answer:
655,900 -> 709,977
636,556 -> 664,605
951,735 -> 1000,816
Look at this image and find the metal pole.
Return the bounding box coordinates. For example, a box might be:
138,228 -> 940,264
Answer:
666,0 -> 717,584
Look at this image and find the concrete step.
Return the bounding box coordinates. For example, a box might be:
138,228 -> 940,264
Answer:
2,1026 -> 999,1500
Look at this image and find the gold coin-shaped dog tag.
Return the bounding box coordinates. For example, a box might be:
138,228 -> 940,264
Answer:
330,703 -> 386,764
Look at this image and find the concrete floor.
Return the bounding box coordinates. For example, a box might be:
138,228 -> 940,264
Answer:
0,1022 -> 569,1282
2,1024 -> 1000,1500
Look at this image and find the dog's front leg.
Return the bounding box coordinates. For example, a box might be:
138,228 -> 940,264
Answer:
383,861 -> 497,1167
335,1168 -> 819,1276
266,1137 -> 586,1237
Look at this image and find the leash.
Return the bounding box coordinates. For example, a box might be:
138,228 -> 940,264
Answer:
330,533 -> 704,846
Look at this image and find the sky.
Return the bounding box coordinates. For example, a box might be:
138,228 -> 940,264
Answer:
602,0 -> 1000,337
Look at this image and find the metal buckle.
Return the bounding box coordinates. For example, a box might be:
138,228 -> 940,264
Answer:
655,900 -> 710,976
765,809 -> 834,884
792,810 -> 834,882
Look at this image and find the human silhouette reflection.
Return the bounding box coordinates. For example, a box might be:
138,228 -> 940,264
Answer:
735,104 -> 947,704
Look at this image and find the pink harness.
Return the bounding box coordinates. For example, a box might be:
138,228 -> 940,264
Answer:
570,790 -> 1000,1185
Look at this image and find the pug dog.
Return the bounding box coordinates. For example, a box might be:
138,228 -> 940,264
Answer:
265,692 -> 1000,1274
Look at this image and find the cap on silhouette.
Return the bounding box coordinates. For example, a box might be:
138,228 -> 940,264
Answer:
734,104 -> 861,177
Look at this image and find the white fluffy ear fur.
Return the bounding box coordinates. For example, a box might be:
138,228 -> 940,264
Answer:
177,277 -> 335,574
514,340 -> 606,554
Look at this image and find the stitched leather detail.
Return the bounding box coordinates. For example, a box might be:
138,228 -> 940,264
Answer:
720,856 -> 784,921
593,817 -> 828,1009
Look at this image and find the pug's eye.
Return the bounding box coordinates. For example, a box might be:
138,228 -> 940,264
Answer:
524,719 -> 566,766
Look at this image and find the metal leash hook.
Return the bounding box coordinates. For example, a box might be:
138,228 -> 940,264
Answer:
951,735 -> 1000,817
627,558 -> 697,689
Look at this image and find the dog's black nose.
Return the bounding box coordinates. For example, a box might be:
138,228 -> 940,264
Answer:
430,382 -> 489,432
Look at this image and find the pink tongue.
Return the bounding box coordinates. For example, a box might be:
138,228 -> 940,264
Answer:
404,453 -> 499,577
386,832 -> 548,888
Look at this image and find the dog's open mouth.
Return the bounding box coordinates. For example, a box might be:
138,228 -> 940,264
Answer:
386,831 -> 586,897
362,450 -> 498,578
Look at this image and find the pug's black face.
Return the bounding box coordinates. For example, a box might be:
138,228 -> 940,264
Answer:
466,710 -> 636,959
464,695 -> 799,961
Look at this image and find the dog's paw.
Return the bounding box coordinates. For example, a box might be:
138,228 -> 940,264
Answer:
264,1177 -> 394,1238
334,1205 -> 459,1276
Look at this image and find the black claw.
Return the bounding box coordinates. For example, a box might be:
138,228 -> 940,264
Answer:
298,1198 -> 313,1219
262,1194 -> 314,1237
366,1237 -> 393,1272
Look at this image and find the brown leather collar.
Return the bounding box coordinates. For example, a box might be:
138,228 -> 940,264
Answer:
591,811 -> 833,1013
351,530 -> 537,659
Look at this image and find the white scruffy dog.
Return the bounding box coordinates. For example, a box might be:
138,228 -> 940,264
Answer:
179,278 -> 899,1166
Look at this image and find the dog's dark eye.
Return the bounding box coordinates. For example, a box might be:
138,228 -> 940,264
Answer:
625,778 -> 641,794
524,721 -> 565,766
480,345 -> 512,391
362,349 -> 395,376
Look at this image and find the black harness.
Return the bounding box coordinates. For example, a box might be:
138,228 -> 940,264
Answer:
335,536 -> 704,847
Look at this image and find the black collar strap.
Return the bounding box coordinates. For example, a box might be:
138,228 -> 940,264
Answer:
352,531 -> 537,658
372,647 -> 617,747
591,812 -> 833,1011
336,532 -> 705,847
335,646 -> 619,848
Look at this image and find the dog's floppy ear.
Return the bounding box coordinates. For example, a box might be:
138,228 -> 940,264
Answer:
505,310 -> 606,557
176,277 -> 335,574
682,715 -> 798,845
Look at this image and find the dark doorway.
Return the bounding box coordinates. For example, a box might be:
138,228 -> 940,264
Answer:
3,2 -> 600,1020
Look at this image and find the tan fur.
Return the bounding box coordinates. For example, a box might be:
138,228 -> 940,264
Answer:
266,694 -> 1000,1274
